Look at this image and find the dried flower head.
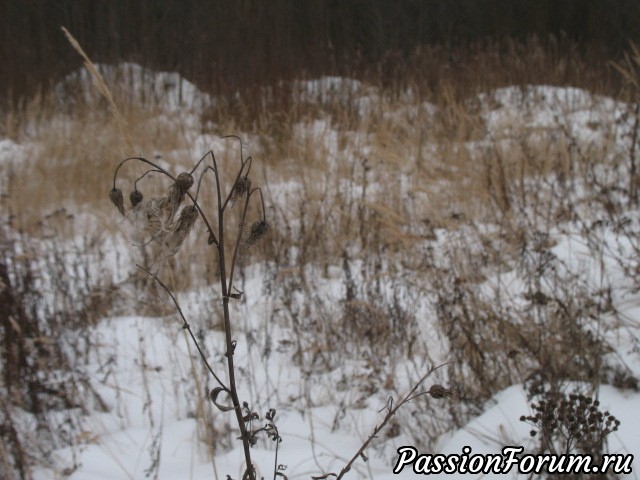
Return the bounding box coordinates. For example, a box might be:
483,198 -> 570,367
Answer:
167,172 -> 194,221
429,384 -> 454,399
109,188 -> 126,216
164,205 -> 199,255
176,172 -> 194,193
230,176 -> 251,206
521,390 -> 620,453
130,190 -> 144,207
244,220 -> 270,248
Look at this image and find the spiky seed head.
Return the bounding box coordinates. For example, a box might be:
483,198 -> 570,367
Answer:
230,176 -> 251,206
130,190 -> 144,207
244,220 -> 270,248
109,188 -> 126,216
164,205 -> 199,255
175,172 -> 194,194
429,384 -> 454,399
176,205 -> 199,235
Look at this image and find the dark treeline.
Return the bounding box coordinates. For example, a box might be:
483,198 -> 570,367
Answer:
1,0 -> 639,103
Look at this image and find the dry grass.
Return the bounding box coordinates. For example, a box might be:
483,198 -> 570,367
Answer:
0,40 -> 630,311
1,39 -> 621,229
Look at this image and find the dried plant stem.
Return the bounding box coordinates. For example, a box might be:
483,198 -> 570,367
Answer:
210,153 -> 256,480
61,26 -> 134,154
319,362 -> 451,480
136,264 -> 227,391
113,142 -> 270,480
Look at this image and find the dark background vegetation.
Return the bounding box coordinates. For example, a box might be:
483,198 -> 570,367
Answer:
2,0 -> 640,104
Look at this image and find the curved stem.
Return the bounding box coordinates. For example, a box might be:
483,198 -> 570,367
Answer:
195,165 -> 218,201
134,168 -> 162,191
190,150 -> 215,175
220,135 -> 247,167
113,157 -> 172,189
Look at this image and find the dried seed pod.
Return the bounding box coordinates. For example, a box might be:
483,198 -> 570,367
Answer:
229,176 -> 251,206
244,220 -> 270,248
109,188 -> 126,216
428,384 -> 454,399
167,172 -> 194,222
130,190 -> 144,207
176,172 -> 194,194
164,205 -> 199,255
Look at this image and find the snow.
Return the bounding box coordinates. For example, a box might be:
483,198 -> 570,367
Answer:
55,63 -> 212,112
4,64 -> 640,479
478,85 -> 626,143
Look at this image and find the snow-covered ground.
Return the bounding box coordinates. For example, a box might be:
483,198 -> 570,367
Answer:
4,65 -> 640,479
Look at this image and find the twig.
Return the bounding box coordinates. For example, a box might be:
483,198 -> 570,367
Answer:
323,361 -> 452,480
136,264 -> 228,391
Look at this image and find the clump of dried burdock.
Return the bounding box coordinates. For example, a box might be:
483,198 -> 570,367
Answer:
116,170 -> 199,253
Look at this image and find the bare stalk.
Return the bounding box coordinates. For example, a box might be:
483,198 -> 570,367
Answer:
136,264 -> 227,391
210,148 -> 256,480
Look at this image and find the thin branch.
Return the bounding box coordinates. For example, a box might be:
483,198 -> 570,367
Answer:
190,150 -> 215,175
195,165 -> 218,201
332,362 -> 452,480
251,187 -> 267,222
136,264 -> 228,391
212,147 -> 256,478
220,135 -> 247,167
134,169 -> 163,191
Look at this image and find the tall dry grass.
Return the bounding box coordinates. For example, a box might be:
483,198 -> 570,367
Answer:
1,37 -> 621,216
0,39 -> 629,292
